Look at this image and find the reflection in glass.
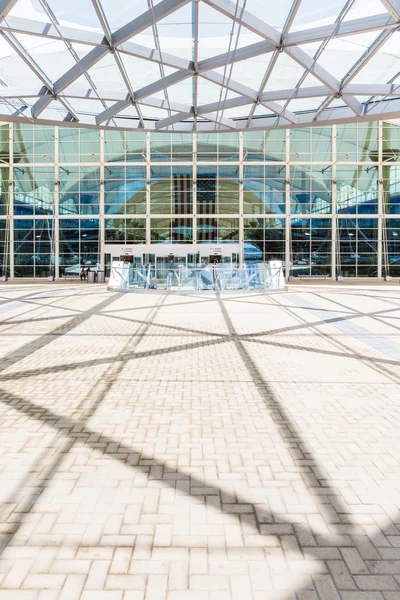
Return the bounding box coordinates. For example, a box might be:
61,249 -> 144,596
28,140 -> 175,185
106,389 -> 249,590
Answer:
151,218 -> 193,243
197,218 -> 239,243
384,218 -> 400,277
59,218 -> 100,276
336,165 -> 378,214
105,218 -> 146,243
290,166 -> 332,214
14,167 -> 54,216
14,218 -> 55,277
290,218 -> 331,276
244,217 -> 285,263
337,218 -> 378,277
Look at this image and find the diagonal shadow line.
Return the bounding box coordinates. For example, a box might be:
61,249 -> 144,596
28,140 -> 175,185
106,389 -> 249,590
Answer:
102,310 -> 231,338
266,293 -> 400,387
245,337 -> 400,370
0,288 -> 63,307
88,294 -> 400,343
311,290 -> 400,335
3,389 -> 400,600
0,291 -> 123,376
3,296 -> 399,384
239,303 -> 400,341
100,296 -> 220,315
0,389 -> 360,557
0,336 -> 230,382
0,314 -> 82,328
0,290 -> 89,330
215,292 -> 354,527
311,290 -> 400,313
0,293 -> 169,554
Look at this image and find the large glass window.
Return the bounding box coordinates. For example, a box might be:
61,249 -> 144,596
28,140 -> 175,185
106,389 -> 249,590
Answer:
197,166 -> 239,214
59,166 -> 100,215
104,131 -> 147,162
290,128 -> 332,162
244,165 -> 285,215
197,218 -> 239,243
290,166 -> 332,214
151,218 -> 193,243
0,219 -> 10,276
290,218 -> 331,276
14,167 -> 54,216
0,167 -> 10,217
337,123 -> 379,162
13,125 -> 54,164
243,130 -> 286,162
244,217 -> 285,263
105,166 -> 146,215
59,128 -> 100,163
14,218 -> 55,277
382,164 -> 400,215
0,124 -> 9,163
337,218 -> 378,277
150,166 -> 193,215
105,218 -> 146,243
384,218 -> 400,277
197,133 -> 240,161
59,218 -> 100,275
336,165 -> 378,215
3,122 -> 400,279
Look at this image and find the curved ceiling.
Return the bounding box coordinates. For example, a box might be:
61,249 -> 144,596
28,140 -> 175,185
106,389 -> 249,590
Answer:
0,0 -> 399,132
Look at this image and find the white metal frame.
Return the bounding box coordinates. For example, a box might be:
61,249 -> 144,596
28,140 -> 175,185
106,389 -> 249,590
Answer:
0,0 -> 399,132
2,122 -> 398,279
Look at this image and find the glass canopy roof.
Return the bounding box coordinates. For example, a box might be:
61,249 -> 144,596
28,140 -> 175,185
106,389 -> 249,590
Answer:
0,0 -> 399,132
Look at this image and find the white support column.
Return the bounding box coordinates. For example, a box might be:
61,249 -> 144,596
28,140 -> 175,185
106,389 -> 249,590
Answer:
9,122 -> 13,279
146,132 -> 151,245
331,124 -> 337,279
193,132 -> 197,245
100,128 -> 105,270
54,126 -> 59,279
285,128 -> 291,280
239,131 -> 244,264
378,120 -> 383,279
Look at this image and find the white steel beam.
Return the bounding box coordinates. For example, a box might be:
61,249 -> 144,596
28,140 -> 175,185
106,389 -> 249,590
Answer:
112,0 -> 192,46
197,40 -> 275,72
96,99 -> 133,125
31,45 -> 109,117
340,28 -> 396,87
380,0 -> 400,20
202,0 -> 281,46
286,13 -> 396,46
0,0 -> 17,21
134,70 -> 192,101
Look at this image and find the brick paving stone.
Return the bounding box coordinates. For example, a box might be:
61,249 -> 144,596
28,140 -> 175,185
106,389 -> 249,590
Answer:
0,283 -> 399,599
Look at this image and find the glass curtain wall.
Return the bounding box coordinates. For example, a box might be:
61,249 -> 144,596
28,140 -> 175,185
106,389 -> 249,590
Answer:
1,120 -> 398,278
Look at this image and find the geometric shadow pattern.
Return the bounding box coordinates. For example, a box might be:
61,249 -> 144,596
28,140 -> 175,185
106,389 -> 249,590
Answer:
0,0 -> 399,132
0,283 -> 400,597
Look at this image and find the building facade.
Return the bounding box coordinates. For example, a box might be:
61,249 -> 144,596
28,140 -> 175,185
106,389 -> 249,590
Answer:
0,120 -> 400,279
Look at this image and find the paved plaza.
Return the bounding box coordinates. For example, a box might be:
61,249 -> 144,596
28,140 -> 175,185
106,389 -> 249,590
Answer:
0,283 -> 400,600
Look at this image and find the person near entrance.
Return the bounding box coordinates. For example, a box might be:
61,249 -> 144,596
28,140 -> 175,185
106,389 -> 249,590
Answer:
80,267 -> 86,281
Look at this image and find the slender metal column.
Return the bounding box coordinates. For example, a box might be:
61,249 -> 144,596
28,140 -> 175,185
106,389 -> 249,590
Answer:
239,132 -> 244,264
146,132 -> 151,244
99,128 -> 105,270
378,120 -> 383,279
331,125 -> 337,279
192,132 -> 197,245
285,128 -> 291,280
54,126 -> 59,279
9,122 -> 14,279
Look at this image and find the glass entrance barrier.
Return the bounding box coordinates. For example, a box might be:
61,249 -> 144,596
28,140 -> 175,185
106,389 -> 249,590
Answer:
108,262 -> 285,292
